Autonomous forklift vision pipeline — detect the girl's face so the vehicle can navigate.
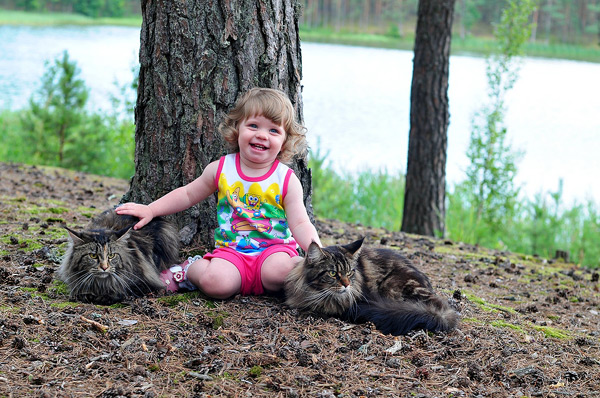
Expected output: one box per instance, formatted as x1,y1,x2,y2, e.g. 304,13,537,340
238,114,286,168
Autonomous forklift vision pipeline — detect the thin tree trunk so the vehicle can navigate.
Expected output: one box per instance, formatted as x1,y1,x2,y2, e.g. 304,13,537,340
401,0,455,237
397,0,404,37
545,0,553,44
123,0,311,251
531,6,539,41
459,0,466,39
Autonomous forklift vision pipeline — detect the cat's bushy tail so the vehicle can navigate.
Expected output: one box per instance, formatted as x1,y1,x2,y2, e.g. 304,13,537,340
352,295,459,335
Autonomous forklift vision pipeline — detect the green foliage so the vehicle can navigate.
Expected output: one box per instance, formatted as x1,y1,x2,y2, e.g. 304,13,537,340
446,0,600,266
0,51,134,179
73,0,129,18
446,183,484,246
448,178,600,267
21,50,89,166
109,61,139,120
73,0,104,18
101,0,126,18
522,182,565,258
310,147,600,268
248,366,263,378
458,0,535,245
298,0,600,46
0,9,143,27
310,146,404,230
15,0,43,12
9,0,136,18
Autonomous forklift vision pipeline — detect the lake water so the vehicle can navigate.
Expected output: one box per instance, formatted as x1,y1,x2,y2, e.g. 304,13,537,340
1,25,599,205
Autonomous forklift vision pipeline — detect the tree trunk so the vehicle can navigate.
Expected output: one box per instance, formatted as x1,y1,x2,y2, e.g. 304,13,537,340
459,0,466,39
123,0,312,251
545,0,553,44
401,0,455,237
531,6,539,41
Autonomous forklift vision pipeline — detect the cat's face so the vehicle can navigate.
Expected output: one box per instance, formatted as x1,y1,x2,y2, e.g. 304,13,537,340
61,227,133,303
73,239,125,278
304,242,358,294
287,240,365,315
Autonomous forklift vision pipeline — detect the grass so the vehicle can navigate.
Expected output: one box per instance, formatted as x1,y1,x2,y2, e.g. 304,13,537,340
76,206,98,218
532,325,570,339
156,291,205,307
1,233,44,252
490,320,527,334
470,302,573,340
300,26,416,51
463,292,519,314
309,147,405,231
301,26,600,64
0,9,141,27
310,149,600,269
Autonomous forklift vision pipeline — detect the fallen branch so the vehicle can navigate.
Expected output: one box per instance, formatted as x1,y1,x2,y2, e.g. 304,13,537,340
80,316,108,333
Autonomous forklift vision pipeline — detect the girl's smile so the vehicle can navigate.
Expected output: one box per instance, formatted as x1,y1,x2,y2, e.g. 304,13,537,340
238,115,286,169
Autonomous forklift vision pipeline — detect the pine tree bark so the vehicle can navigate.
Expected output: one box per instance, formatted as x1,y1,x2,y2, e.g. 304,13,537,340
401,0,455,237
123,0,311,251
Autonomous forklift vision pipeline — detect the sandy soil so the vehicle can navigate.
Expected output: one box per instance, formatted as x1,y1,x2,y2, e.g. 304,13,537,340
0,162,599,398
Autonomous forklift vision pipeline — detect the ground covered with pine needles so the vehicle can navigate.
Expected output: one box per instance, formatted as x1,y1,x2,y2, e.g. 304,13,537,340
0,162,599,398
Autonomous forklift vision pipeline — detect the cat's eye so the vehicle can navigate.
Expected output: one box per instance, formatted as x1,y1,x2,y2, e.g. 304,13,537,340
89,253,98,259
328,271,337,278
108,253,117,259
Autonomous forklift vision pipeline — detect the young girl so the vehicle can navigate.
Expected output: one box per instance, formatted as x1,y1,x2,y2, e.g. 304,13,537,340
116,87,321,298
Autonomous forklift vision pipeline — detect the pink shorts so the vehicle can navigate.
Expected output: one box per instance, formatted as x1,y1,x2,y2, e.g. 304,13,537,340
203,245,299,295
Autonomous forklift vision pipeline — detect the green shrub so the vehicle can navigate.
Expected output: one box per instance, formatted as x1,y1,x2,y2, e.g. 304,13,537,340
310,147,404,230
0,50,135,179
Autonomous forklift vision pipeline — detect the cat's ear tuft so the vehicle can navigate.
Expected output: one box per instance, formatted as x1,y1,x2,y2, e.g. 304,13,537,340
306,241,324,265
116,226,132,241
65,227,85,245
344,237,364,255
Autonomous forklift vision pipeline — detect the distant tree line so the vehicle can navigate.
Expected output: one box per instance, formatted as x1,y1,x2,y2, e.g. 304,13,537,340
300,0,600,45
4,0,141,17
5,0,599,44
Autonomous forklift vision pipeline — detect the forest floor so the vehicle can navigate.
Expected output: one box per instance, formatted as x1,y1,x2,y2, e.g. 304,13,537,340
0,162,599,398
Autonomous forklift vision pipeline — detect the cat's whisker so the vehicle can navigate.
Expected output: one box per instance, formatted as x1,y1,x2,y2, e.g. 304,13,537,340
117,270,157,294
107,272,133,292
65,269,92,288
69,273,97,298
60,268,88,285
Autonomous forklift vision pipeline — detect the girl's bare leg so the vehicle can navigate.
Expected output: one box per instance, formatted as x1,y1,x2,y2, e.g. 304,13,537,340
261,252,303,293
186,257,241,299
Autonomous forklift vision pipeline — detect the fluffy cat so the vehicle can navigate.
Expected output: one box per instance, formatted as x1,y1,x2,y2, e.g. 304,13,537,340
57,209,180,304
284,238,459,335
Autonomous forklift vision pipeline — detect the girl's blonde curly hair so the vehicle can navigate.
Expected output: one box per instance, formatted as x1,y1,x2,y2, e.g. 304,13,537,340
219,87,307,164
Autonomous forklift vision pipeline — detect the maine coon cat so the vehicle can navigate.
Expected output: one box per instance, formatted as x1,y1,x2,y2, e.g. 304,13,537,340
285,238,459,335
58,209,180,304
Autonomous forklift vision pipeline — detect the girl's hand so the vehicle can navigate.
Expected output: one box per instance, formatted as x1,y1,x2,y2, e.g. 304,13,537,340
115,203,154,230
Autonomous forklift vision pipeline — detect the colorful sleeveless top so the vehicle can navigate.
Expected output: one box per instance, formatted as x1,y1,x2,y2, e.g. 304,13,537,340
213,153,297,255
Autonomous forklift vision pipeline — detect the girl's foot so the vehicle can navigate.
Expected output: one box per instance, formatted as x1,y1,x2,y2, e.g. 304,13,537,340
160,256,202,292
160,266,186,293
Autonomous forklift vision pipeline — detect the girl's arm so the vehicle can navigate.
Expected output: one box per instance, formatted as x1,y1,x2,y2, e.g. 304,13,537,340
283,173,321,251
117,160,220,229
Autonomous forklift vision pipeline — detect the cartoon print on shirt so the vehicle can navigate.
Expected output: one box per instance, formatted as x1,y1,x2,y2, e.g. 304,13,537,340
226,187,271,233
245,193,263,210
215,174,294,253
